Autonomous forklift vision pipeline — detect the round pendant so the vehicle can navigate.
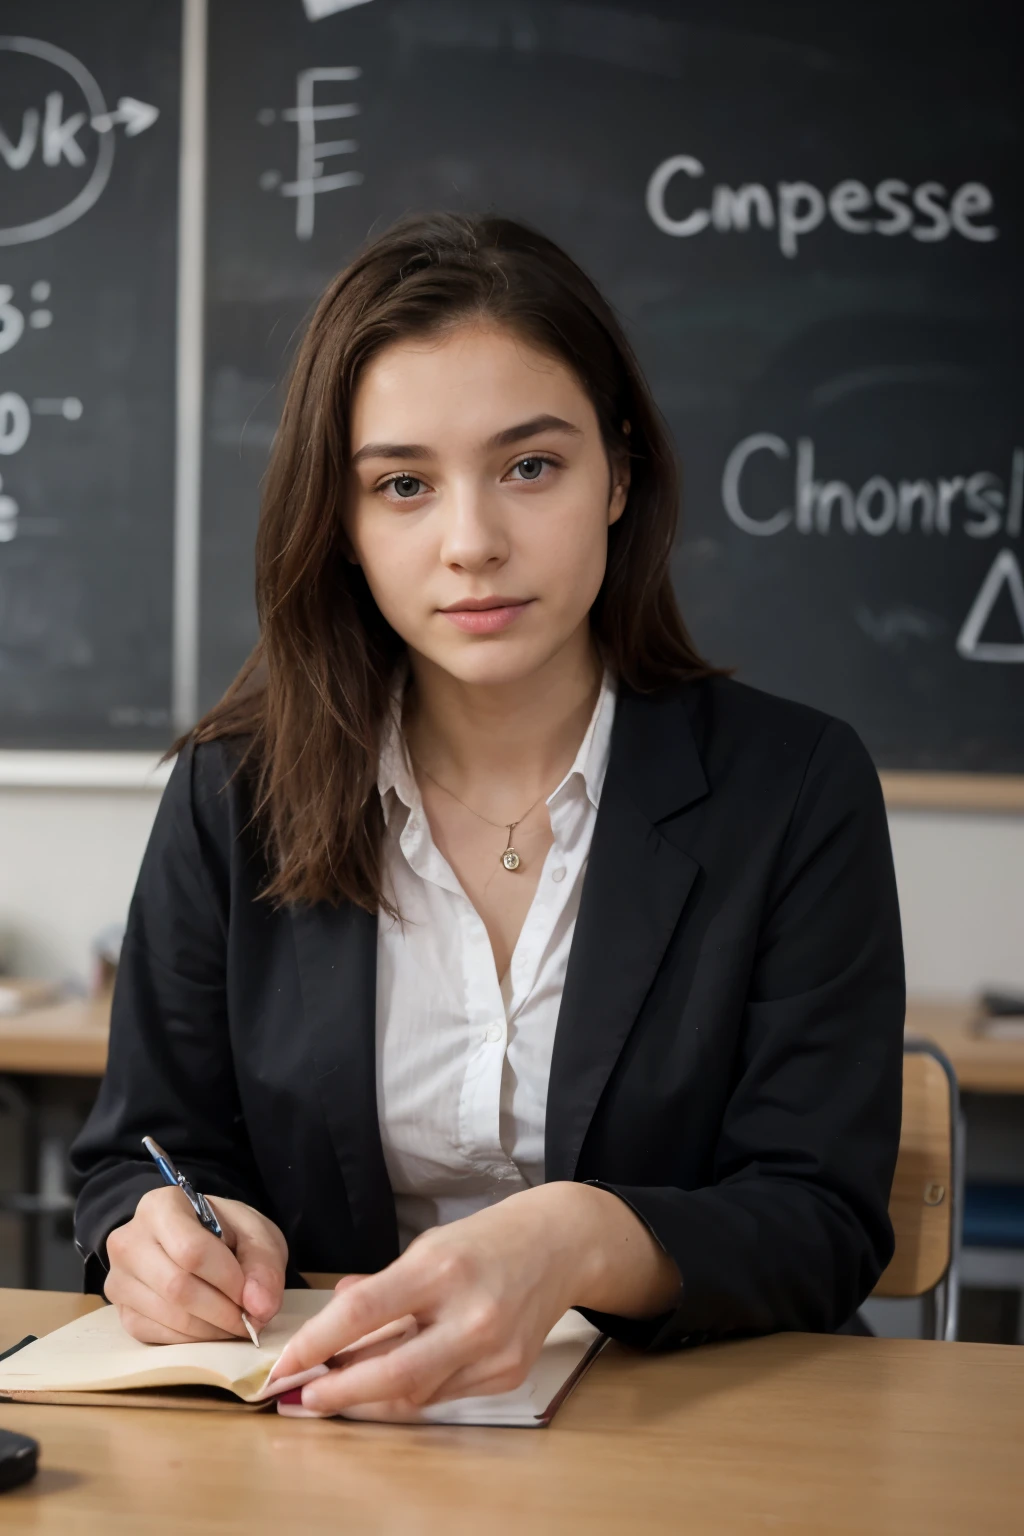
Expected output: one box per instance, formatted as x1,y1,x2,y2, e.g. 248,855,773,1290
501,848,521,871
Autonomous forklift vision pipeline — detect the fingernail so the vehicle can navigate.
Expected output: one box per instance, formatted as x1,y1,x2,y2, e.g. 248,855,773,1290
301,1385,324,1412
277,1391,324,1419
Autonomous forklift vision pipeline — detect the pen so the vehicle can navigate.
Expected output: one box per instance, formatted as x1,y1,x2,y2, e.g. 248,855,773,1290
141,1135,261,1347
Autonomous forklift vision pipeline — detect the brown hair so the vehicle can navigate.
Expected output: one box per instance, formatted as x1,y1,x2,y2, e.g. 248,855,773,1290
183,211,714,912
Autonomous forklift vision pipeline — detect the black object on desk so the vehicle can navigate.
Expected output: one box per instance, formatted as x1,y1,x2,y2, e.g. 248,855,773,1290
981,991,1024,1018
0,1337,40,1492
0,1429,38,1493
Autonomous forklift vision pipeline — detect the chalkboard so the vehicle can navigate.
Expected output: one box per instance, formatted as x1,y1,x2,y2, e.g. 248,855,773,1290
199,0,1024,775
6,0,1023,774
0,2,180,748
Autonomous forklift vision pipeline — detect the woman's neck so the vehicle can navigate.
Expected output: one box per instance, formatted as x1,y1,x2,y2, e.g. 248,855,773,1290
403,629,605,813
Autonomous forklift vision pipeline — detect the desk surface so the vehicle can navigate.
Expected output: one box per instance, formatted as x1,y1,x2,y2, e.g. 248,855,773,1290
2,1291,1023,1534
0,997,110,1076
3,997,1022,1095
906,999,1024,1094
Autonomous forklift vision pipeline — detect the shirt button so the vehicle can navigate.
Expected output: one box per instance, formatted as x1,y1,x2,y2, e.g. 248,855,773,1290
551,866,567,883
485,1023,503,1043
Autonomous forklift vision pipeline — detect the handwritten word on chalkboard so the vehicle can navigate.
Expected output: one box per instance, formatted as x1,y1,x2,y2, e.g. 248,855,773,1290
646,157,998,258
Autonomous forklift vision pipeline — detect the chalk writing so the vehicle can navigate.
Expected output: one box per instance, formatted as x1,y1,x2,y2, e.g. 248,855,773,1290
303,0,376,18
722,435,1024,541
259,67,364,239
647,155,998,257
722,434,1024,664
0,37,157,247
0,281,81,541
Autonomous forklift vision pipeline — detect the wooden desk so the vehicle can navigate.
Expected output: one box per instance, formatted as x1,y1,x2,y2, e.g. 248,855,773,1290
906,999,1024,1095
0,997,110,1077
2,1291,1023,1534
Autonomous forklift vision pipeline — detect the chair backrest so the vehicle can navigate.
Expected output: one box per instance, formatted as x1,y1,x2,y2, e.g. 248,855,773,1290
872,1040,962,1338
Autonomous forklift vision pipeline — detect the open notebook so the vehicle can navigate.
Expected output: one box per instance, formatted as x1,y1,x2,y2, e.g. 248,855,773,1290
0,1290,605,1428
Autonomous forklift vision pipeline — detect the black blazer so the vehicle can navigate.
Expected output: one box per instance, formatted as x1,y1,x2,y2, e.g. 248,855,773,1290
71,676,905,1350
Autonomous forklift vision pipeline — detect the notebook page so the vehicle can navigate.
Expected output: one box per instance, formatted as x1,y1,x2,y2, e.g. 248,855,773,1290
0,1289,333,1402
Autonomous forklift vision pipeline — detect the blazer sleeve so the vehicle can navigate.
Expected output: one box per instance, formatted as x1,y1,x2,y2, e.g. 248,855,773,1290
581,717,906,1351
70,740,270,1292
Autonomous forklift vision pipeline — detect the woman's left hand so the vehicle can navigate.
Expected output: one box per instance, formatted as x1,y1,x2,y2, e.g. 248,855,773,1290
267,1181,679,1417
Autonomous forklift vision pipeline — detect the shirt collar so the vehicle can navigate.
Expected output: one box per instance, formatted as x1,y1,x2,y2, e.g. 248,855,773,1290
376,663,618,824
552,664,616,811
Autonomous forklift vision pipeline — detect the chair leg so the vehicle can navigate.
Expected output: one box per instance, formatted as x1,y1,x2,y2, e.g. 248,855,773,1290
921,1289,939,1341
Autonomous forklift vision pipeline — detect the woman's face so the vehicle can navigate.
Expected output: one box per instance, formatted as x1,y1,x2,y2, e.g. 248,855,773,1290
344,320,628,687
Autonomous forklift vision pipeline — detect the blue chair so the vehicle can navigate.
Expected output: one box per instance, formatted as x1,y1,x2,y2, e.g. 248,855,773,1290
960,1184,1024,1342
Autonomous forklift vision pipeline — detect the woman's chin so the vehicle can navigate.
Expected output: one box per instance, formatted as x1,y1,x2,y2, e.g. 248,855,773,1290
422,639,570,692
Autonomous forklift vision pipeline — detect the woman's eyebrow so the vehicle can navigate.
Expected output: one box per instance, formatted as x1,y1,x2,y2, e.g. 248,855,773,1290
349,414,583,467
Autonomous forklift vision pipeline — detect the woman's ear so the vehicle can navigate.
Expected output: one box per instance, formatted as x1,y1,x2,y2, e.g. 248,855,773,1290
608,449,631,527
337,521,361,566
338,477,362,564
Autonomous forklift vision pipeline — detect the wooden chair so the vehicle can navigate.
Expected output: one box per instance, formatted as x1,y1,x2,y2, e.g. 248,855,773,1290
871,1040,963,1340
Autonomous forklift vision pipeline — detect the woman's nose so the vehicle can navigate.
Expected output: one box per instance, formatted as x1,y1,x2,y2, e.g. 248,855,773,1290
438,482,509,571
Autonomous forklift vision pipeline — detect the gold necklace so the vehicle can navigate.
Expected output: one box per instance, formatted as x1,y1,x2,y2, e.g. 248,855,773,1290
411,757,549,872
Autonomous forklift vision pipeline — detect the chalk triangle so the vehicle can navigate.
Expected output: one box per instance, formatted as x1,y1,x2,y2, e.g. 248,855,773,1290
956,549,1024,662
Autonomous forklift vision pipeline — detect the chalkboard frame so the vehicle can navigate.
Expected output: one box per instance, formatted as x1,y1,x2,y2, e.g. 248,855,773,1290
879,773,1024,813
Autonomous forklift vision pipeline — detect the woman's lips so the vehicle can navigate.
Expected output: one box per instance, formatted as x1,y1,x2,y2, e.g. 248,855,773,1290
441,601,533,634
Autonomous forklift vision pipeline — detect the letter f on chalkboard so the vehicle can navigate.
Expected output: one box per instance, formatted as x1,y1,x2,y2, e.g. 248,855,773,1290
278,68,365,239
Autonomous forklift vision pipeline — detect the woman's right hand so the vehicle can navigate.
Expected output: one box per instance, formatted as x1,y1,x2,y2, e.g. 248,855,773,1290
104,1185,288,1344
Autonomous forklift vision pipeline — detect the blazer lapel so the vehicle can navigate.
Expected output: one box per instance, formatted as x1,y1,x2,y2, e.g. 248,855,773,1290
545,682,709,1181
290,900,399,1272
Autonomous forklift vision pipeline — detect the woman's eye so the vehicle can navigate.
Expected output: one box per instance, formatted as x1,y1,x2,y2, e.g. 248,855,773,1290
386,475,426,499
510,456,550,482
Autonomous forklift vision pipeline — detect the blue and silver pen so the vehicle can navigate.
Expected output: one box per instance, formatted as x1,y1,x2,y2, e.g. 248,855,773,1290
141,1135,260,1347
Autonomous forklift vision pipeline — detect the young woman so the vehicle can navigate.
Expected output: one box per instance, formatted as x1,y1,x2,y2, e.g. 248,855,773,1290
72,212,904,1418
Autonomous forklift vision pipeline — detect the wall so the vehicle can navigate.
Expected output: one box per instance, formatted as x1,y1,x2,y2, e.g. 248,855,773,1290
0,787,163,984
889,812,1024,997
0,785,1021,996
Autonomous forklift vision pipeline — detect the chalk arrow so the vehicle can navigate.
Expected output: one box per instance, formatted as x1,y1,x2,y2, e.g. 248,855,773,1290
91,98,160,138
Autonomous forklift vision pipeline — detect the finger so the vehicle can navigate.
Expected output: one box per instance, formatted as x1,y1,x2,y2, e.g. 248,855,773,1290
419,1359,526,1404
105,1270,241,1343
271,1268,425,1380
150,1193,246,1305
116,1305,199,1346
218,1206,286,1325
321,1397,428,1423
300,1326,466,1415
127,1240,253,1338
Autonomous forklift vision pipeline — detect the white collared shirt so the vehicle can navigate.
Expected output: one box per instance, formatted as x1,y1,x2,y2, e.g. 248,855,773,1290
375,669,617,1251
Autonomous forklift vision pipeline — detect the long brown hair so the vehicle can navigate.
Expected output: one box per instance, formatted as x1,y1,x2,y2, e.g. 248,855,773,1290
184,211,713,912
